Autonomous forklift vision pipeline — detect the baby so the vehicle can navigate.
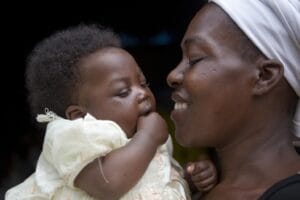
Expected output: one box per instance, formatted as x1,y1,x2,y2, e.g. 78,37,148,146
5,24,216,199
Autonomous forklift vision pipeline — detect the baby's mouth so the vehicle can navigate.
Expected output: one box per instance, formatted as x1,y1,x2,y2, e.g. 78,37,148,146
139,100,153,116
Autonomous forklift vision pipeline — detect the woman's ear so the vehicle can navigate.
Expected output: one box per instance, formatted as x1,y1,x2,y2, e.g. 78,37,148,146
252,59,284,96
65,105,86,120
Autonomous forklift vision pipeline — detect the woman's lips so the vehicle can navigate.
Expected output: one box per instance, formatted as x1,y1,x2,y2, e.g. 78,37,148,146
170,92,189,120
171,102,188,121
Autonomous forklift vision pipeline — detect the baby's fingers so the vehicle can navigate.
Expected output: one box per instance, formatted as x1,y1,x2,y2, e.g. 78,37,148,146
186,160,210,175
186,160,218,192
192,174,217,192
201,183,216,192
191,168,216,182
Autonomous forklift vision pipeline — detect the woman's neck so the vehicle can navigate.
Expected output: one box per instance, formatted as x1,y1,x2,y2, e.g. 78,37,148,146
216,127,300,189
203,126,300,200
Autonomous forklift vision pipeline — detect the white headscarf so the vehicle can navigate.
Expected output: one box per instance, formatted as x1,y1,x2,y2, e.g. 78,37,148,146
209,0,300,137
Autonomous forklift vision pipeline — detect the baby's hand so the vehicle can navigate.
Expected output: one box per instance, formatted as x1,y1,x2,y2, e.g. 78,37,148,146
136,112,169,145
186,160,218,192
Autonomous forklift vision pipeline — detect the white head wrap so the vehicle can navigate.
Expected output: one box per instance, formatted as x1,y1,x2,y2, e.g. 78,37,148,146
209,0,300,137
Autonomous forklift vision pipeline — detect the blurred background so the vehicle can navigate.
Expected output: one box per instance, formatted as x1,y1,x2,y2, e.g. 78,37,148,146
1,0,208,197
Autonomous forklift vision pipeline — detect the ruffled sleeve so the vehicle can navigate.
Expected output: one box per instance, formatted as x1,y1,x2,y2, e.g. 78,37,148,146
36,113,128,194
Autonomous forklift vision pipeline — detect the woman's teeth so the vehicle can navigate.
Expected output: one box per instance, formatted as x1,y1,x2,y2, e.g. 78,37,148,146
174,102,188,110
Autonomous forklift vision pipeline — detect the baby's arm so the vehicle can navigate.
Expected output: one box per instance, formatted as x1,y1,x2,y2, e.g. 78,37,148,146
74,112,169,200
185,159,218,194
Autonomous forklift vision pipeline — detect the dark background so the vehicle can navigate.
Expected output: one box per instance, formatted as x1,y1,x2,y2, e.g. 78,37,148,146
1,0,207,197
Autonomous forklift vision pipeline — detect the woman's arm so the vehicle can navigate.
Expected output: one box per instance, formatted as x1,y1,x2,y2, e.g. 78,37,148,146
74,112,169,200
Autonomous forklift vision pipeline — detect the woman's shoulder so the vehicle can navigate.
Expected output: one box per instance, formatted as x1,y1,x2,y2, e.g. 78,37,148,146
258,173,300,200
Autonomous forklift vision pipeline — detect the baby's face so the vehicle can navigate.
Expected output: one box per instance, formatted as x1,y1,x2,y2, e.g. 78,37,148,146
77,47,156,137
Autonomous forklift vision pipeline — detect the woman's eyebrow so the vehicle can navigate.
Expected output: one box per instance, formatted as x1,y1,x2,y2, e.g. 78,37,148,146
181,36,208,49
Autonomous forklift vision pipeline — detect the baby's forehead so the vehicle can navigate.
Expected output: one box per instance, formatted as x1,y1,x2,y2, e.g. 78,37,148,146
96,47,131,57
80,47,134,67
97,48,145,76
80,47,145,78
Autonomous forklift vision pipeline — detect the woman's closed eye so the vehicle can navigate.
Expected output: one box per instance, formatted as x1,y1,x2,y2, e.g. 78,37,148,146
188,57,205,66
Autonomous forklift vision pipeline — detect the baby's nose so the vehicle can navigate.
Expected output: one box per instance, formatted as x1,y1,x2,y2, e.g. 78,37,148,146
137,88,148,103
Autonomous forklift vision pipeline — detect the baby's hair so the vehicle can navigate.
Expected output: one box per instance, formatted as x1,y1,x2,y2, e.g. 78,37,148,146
25,24,121,119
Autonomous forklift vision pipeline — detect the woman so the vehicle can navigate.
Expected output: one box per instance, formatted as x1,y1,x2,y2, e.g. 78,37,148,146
167,0,300,199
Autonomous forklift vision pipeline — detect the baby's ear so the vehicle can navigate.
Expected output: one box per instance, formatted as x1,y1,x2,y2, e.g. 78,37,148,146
65,105,86,120
252,59,283,96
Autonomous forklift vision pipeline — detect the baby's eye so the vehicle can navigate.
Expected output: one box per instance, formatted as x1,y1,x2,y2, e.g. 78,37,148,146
141,81,150,88
118,88,131,98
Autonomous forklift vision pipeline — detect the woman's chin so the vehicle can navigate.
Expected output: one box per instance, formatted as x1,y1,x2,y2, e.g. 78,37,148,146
175,132,190,147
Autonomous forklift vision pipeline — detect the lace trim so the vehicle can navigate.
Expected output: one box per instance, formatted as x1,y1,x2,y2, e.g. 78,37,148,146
36,108,58,123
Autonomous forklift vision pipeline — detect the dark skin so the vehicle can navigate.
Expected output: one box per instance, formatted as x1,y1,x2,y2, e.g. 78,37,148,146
167,3,300,200
63,47,218,199
186,159,218,193
66,48,169,199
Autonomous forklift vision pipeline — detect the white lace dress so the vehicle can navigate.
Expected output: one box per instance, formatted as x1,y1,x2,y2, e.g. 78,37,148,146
5,113,190,200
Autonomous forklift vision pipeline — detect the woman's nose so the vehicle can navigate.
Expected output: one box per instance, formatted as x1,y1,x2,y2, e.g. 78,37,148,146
167,64,184,88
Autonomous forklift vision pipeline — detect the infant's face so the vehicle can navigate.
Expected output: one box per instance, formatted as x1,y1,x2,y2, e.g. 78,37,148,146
77,47,156,137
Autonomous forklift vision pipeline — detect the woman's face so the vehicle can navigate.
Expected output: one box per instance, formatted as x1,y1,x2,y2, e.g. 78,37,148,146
77,47,156,137
167,4,255,148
